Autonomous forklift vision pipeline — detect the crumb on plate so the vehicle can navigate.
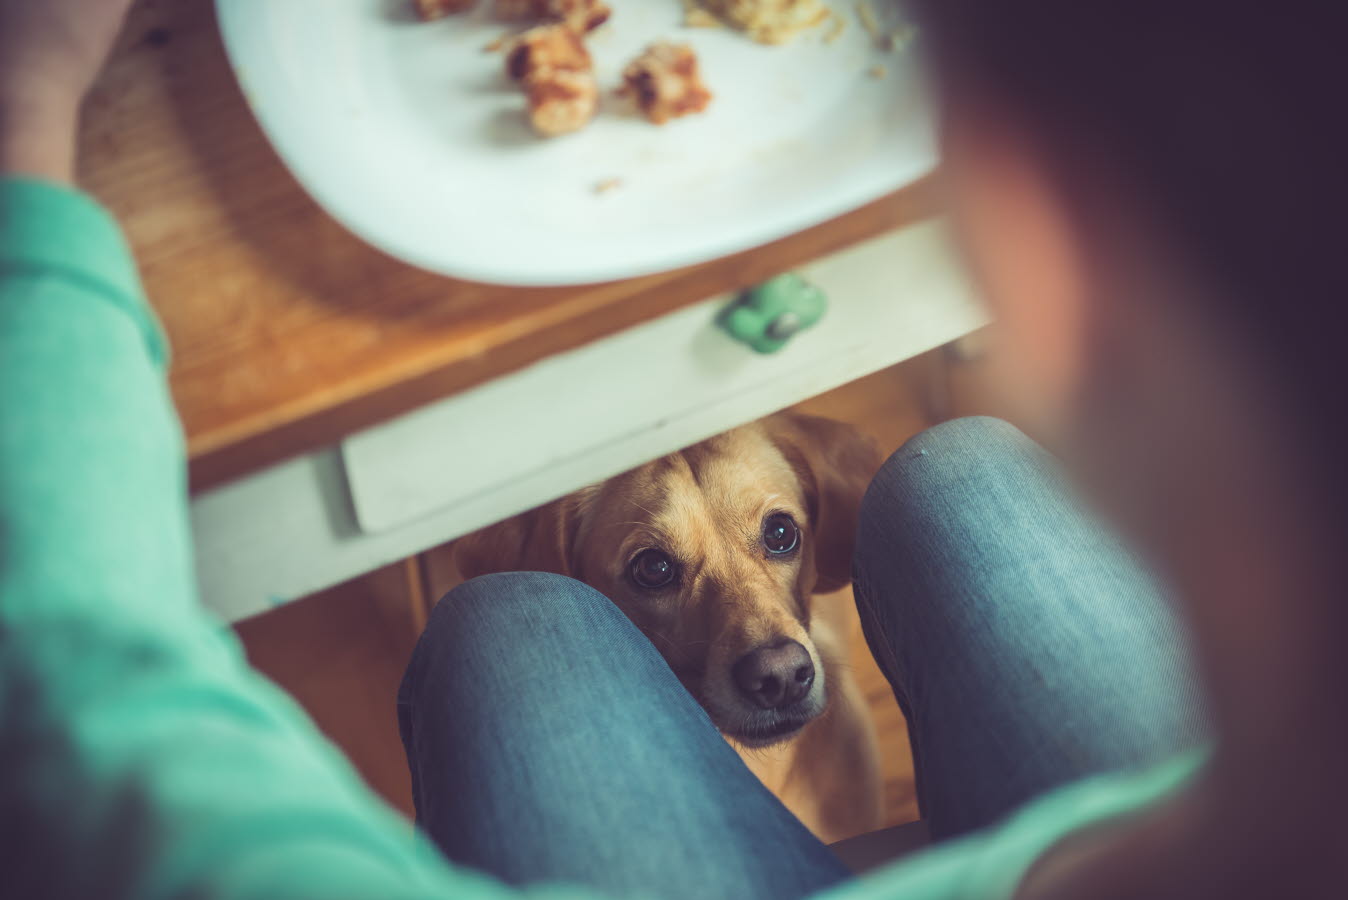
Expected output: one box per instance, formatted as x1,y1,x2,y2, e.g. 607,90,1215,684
866,63,886,78
620,42,713,125
823,10,846,43
855,0,881,40
594,177,623,193
880,24,915,52
483,31,514,52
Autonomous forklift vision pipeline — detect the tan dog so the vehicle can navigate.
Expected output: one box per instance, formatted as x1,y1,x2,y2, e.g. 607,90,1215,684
454,412,885,842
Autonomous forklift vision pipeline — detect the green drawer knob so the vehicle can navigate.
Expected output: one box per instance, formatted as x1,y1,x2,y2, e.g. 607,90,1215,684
718,273,827,354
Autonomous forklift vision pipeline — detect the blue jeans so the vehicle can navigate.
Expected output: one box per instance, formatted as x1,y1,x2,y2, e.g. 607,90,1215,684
397,417,1204,898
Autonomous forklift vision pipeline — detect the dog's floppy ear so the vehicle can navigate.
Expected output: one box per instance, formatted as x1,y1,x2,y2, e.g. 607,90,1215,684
454,493,587,579
765,412,883,594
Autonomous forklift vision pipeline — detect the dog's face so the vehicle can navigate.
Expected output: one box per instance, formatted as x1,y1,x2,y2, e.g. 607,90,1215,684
455,413,879,747
569,427,825,745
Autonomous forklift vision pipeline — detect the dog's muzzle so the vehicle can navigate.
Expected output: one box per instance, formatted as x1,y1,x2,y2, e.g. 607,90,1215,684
723,638,822,746
732,638,815,709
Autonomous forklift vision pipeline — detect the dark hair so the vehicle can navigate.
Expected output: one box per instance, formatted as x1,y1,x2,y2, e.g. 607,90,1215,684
905,2,1348,503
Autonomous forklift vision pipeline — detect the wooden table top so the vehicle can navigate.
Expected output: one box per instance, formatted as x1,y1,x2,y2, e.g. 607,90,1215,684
79,0,942,492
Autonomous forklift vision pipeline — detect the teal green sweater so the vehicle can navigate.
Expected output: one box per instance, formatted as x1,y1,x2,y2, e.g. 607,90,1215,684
0,178,1197,899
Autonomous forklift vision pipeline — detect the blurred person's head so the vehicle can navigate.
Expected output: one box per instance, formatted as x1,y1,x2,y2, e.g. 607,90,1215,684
905,0,1347,849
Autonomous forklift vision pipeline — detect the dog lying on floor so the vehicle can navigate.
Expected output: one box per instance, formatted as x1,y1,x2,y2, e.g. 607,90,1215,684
453,412,886,842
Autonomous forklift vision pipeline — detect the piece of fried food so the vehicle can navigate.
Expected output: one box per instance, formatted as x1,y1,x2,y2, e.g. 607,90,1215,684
493,0,609,32
525,69,600,136
698,0,829,44
505,23,592,81
413,0,475,20
620,42,712,125
505,25,598,137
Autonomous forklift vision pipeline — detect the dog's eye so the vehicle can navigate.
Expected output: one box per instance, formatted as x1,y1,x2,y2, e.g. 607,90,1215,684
630,549,677,589
762,513,800,555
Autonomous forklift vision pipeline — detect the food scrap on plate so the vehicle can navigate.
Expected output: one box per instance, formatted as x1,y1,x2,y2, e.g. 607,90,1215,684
692,0,830,44
620,42,713,125
420,0,908,137
506,24,599,136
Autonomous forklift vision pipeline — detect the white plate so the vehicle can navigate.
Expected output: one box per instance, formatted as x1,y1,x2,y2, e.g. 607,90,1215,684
215,0,935,286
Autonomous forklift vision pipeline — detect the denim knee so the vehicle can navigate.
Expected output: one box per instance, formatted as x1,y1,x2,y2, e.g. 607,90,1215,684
863,417,1030,512
400,572,627,704
430,571,610,631
899,415,1030,461
857,418,1030,557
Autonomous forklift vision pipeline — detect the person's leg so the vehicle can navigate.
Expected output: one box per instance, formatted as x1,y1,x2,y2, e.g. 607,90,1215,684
853,416,1205,841
398,572,851,899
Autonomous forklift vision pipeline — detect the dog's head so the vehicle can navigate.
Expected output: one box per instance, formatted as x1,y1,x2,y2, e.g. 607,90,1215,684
455,412,880,746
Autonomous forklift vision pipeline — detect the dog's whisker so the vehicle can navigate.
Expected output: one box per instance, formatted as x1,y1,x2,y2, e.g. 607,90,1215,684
642,626,694,658
627,500,661,518
626,500,671,530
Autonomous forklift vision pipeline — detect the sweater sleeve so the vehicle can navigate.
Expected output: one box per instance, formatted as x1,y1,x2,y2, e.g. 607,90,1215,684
0,178,571,900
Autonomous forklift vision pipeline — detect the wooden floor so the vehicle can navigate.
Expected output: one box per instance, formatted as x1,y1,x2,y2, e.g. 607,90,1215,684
235,342,1009,834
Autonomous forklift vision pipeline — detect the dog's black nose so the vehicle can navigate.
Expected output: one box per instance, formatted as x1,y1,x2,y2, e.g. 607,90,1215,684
732,639,814,709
